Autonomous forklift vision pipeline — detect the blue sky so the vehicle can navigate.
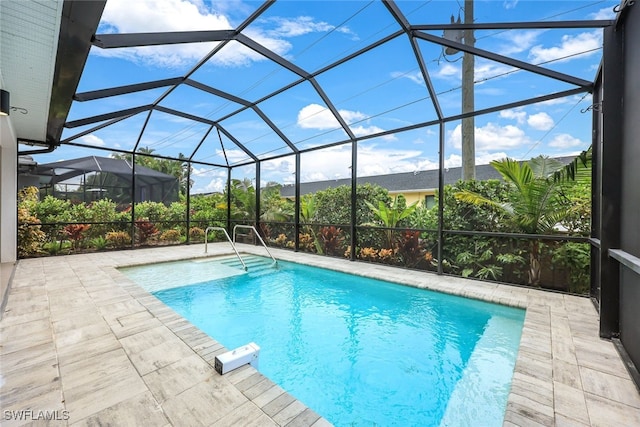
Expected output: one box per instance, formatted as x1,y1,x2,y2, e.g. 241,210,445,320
30,0,617,193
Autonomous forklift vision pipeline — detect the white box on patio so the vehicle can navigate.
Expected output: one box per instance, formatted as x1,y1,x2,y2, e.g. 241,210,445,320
214,342,260,375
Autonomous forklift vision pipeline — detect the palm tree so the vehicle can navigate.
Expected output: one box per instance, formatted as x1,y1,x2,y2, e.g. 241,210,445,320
454,155,581,286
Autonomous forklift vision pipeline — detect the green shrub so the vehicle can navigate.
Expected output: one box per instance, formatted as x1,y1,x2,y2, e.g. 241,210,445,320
160,229,181,242
17,187,45,257
89,236,109,250
106,231,131,247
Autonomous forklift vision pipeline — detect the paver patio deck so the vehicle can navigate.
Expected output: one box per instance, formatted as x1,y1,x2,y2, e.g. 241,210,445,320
1,244,639,426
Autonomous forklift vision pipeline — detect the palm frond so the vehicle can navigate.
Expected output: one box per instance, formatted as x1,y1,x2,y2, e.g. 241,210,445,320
490,158,533,193
553,146,592,183
529,155,564,178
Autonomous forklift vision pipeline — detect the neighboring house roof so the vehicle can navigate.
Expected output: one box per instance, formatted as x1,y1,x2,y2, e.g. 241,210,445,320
280,157,576,198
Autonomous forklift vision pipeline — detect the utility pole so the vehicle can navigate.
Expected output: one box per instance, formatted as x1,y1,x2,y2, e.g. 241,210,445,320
461,0,475,181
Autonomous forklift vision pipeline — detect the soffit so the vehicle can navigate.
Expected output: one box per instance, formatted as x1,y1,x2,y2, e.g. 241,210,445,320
0,0,64,142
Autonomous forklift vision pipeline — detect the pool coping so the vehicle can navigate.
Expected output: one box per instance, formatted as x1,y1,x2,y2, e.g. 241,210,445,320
1,243,639,426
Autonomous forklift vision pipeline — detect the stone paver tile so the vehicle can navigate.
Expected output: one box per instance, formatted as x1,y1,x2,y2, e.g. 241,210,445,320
555,413,591,427
109,310,163,339
573,338,630,379
161,378,248,426
503,406,550,427
508,382,553,408
0,356,61,406
63,365,147,422
224,365,256,385
553,381,590,425
0,326,53,355
262,393,296,418
0,307,50,327
310,418,333,427
236,372,269,393
53,321,112,348
579,365,640,409
553,358,583,389
56,333,122,368
584,392,640,427
0,317,50,339
252,384,287,409
119,325,195,375
209,400,277,427
243,377,275,401
69,391,168,427
51,311,105,334
59,348,134,391
272,400,307,426
143,354,216,403
0,341,57,373
98,299,147,323
506,393,554,425
0,388,66,427
514,355,553,381
285,408,322,427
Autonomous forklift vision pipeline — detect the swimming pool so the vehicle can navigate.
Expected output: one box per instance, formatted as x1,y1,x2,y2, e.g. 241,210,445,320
121,255,524,426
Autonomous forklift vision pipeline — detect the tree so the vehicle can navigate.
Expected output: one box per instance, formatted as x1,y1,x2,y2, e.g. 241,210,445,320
454,156,578,285
112,147,192,196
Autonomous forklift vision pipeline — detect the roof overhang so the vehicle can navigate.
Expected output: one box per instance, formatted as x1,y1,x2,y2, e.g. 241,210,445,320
0,0,104,149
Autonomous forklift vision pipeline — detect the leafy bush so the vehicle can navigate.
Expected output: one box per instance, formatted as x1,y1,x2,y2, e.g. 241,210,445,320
89,236,109,250
17,187,46,257
189,227,205,242
319,226,346,256
106,231,131,247
160,229,181,242
63,224,91,250
135,219,158,244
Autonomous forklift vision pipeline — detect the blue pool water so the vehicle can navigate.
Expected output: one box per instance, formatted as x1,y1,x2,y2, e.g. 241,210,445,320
121,256,524,426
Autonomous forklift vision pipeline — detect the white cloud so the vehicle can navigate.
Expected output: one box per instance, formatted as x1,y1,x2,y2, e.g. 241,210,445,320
264,16,334,37
95,0,321,68
497,30,542,56
390,70,424,86
500,109,527,124
527,112,554,131
296,103,394,141
529,31,602,64
548,133,584,149
433,63,459,79
590,7,616,20
448,122,530,151
79,134,106,147
474,60,517,83
503,0,519,10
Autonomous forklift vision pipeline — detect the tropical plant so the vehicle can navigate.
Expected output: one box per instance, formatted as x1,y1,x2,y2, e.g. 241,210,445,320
63,224,91,250
318,226,345,256
89,236,109,250
106,231,131,247
17,187,45,257
364,196,419,249
395,230,423,266
134,219,158,244
189,227,205,242
300,195,323,254
160,229,181,242
454,156,583,285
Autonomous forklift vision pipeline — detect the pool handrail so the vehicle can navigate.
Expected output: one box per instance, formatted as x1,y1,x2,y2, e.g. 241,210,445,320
205,226,247,271
233,225,277,266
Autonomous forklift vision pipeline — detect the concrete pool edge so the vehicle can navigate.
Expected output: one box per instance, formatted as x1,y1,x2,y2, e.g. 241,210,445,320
2,243,639,426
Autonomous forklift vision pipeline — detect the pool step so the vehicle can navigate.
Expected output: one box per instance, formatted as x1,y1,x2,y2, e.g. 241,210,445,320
221,256,276,272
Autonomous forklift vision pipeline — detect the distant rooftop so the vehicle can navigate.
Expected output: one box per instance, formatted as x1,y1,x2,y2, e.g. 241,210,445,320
280,156,576,197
